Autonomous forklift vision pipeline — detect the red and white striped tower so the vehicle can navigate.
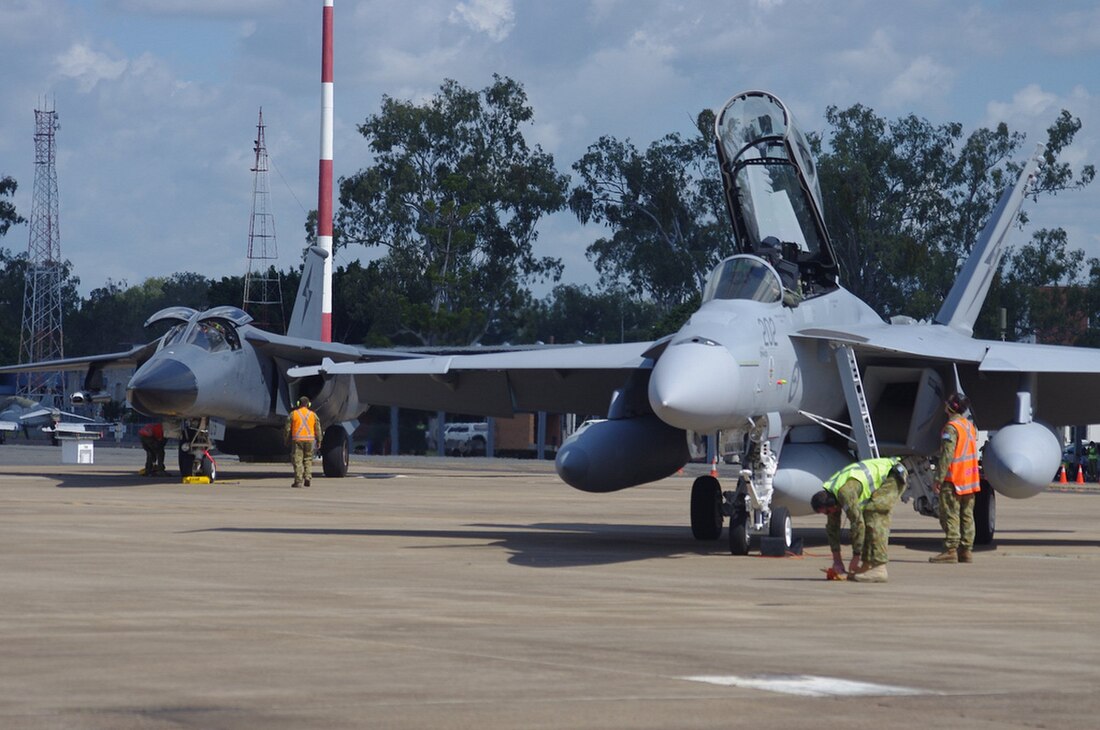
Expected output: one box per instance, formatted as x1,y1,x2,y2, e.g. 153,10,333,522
317,0,334,341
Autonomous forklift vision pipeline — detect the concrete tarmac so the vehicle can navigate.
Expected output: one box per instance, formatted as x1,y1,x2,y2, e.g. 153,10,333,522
0,444,1097,729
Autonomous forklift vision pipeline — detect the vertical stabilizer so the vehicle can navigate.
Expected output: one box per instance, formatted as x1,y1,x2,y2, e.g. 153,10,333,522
287,245,329,341
934,144,1043,336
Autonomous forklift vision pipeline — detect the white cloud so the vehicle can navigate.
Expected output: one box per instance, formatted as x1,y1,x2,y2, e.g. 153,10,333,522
1047,7,1100,55
54,44,129,93
449,0,515,42
882,56,955,109
986,84,1061,126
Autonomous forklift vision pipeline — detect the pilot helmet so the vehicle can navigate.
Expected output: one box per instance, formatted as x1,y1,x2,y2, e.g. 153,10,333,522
758,236,783,262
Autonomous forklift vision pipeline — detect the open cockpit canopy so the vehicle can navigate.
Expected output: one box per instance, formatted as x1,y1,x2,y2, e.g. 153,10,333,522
714,90,838,296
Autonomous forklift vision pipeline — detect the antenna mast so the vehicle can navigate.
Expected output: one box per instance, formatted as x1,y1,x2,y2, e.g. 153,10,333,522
18,104,65,405
318,0,334,342
243,108,284,332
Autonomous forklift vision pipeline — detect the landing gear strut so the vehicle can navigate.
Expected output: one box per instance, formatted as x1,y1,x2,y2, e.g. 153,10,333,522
688,433,793,555
178,418,217,483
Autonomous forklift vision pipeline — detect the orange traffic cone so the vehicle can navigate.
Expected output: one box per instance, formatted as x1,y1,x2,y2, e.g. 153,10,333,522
1076,465,1085,484
1058,465,1068,484
710,455,719,478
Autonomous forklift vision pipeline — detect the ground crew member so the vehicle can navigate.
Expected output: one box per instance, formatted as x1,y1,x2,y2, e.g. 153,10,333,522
1087,441,1098,481
138,422,167,475
285,396,321,488
811,456,908,583
930,392,981,563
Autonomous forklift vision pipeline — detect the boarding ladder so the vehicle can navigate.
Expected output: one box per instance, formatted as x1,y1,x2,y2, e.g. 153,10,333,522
835,344,879,460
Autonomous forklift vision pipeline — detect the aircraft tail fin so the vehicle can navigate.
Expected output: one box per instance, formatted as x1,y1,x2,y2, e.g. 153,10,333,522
934,144,1044,336
286,245,329,341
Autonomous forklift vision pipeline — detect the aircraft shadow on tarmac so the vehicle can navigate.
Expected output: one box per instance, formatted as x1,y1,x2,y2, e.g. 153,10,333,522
18,467,296,488
196,523,757,568
190,522,1094,568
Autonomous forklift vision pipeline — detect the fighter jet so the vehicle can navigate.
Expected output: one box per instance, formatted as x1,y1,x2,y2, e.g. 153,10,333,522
0,395,104,441
0,246,420,478
289,90,1088,553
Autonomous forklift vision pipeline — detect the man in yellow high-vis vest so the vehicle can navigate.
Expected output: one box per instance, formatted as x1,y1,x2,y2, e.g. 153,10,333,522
929,392,981,564
285,396,321,488
812,456,908,583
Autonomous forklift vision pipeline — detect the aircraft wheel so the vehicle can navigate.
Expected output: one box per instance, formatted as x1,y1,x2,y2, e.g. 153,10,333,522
769,506,792,548
690,475,723,541
975,480,996,545
729,511,751,555
200,453,216,483
179,447,195,477
322,426,349,478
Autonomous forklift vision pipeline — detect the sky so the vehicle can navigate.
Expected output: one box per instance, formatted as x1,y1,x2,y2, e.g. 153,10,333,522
1,0,1098,301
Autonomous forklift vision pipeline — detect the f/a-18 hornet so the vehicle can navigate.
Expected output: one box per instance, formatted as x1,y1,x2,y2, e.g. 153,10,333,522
0,247,414,480
291,89,1086,553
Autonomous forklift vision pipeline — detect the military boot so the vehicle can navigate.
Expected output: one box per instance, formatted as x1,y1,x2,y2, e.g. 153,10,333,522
929,549,958,563
958,547,973,563
851,563,888,583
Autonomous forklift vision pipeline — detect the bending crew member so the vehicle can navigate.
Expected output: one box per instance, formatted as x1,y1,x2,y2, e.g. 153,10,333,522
812,456,908,583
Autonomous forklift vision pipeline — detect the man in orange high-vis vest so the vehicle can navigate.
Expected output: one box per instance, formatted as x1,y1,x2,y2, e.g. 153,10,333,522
284,396,321,488
930,392,981,563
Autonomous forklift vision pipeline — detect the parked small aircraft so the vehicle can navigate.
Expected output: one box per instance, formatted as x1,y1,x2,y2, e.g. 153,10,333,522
0,394,105,436
289,90,1084,553
0,247,420,478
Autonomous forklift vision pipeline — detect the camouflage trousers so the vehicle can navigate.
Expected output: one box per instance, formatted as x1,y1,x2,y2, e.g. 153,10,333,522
291,441,316,486
141,436,165,473
861,474,903,566
938,484,975,550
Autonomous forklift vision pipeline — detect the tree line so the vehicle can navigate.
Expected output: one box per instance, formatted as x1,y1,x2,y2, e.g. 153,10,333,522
0,75,1095,361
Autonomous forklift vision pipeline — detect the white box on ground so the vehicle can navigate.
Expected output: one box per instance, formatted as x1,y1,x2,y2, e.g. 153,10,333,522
61,440,94,465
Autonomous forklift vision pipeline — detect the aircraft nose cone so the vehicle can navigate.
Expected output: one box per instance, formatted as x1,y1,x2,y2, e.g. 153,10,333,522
128,358,198,416
648,340,741,432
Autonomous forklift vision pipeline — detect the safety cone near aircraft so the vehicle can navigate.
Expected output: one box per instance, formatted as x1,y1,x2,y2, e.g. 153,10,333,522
1058,465,1068,484
1076,465,1085,484
710,454,719,478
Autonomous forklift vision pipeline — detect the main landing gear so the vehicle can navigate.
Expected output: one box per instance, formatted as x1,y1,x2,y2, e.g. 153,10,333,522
321,425,350,478
689,439,792,555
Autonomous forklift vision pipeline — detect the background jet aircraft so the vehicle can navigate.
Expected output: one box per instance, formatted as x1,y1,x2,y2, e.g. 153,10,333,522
290,90,1087,554
0,246,421,478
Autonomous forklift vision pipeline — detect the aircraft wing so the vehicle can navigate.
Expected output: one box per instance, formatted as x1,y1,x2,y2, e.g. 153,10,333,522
0,341,160,375
287,341,658,417
19,407,99,424
794,323,1100,427
242,329,425,366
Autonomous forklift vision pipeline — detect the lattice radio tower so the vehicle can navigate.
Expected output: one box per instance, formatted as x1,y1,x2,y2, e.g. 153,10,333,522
242,108,284,332
18,104,65,404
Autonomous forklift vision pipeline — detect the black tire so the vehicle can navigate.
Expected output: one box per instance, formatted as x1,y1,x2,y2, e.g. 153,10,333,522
200,453,216,483
690,475,723,541
729,511,751,555
769,506,792,548
322,425,349,478
470,436,486,456
179,447,195,477
975,480,996,545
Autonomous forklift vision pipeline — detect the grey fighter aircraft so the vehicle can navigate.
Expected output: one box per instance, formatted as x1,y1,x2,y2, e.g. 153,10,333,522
0,246,416,479
290,90,1086,553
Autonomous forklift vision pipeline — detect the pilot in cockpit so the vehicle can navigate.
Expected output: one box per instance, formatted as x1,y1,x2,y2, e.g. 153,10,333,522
758,236,802,306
